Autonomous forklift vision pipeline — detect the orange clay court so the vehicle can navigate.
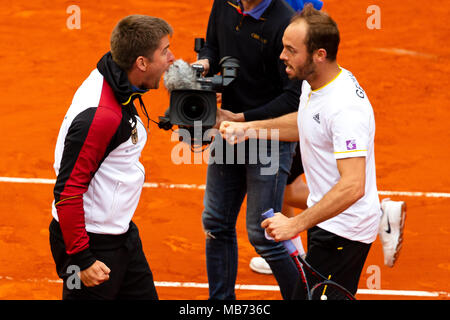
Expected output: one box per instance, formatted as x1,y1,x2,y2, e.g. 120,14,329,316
0,0,448,300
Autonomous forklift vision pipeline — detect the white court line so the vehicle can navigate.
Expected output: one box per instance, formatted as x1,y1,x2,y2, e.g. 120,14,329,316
1,176,449,197
377,190,450,198
155,281,449,298
0,276,448,298
372,47,437,59
0,177,206,190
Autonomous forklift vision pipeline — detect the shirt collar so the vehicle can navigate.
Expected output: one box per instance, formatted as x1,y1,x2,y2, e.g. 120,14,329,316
237,0,272,20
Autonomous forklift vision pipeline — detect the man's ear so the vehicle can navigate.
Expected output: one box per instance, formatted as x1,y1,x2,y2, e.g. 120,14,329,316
314,48,328,63
135,56,148,72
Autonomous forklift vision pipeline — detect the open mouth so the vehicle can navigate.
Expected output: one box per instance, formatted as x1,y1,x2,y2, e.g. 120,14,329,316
285,64,293,73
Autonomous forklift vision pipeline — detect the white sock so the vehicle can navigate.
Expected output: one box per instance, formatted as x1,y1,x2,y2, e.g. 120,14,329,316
291,234,306,257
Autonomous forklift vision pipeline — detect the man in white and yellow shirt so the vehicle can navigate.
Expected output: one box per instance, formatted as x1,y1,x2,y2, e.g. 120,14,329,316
296,65,381,244
219,5,406,298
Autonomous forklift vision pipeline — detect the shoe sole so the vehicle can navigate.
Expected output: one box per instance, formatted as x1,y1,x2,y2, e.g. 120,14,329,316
391,201,407,266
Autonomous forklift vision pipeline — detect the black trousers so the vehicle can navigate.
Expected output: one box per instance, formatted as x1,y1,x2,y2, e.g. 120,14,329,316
49,219,158,300
292,226,371,299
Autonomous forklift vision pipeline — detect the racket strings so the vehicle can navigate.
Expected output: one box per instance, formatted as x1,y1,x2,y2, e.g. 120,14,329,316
296,257,356,300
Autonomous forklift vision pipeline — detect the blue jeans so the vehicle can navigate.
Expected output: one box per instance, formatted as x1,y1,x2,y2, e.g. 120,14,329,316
202,138,299,299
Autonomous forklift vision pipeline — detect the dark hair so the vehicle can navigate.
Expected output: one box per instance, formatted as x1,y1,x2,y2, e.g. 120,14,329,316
110,15,173,71
291,4,340,61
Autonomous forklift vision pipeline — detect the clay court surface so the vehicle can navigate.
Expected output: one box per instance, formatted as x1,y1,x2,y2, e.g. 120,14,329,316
0,0,448,300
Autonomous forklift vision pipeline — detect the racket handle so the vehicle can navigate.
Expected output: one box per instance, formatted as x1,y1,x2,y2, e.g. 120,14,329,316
262,209,299,256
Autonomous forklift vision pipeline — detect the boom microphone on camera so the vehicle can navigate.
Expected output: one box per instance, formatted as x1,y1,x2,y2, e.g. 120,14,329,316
162,59,217,128
163,59,201,92
159,38,239,151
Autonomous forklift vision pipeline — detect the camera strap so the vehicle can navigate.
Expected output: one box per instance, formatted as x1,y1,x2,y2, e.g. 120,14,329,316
137,95,173,134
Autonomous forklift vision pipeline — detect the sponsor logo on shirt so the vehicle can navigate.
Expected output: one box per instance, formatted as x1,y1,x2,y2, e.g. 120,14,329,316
313,113,320,124
347,71,365,99
346,139,357,150
130,118,138,144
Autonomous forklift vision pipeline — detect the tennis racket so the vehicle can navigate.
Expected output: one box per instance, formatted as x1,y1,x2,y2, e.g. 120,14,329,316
262,209,356,300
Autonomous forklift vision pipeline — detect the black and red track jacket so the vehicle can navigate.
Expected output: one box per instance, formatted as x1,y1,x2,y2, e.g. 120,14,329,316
51,52,148,270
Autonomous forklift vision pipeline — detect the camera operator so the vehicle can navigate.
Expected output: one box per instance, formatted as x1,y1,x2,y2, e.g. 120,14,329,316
193,0,301,300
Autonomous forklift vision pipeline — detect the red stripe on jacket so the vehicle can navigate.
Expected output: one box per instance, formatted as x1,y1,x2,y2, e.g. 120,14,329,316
57,79,122,255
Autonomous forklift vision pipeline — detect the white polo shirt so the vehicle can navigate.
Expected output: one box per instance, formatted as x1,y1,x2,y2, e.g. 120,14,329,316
297,67,381,243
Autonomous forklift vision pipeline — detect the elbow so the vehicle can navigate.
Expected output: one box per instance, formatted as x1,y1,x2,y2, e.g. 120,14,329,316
342,178,365,204
352,181,366,202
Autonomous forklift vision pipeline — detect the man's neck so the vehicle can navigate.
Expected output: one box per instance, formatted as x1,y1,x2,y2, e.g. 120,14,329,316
127,70,141,89
308,61,341,91
241,0,264,11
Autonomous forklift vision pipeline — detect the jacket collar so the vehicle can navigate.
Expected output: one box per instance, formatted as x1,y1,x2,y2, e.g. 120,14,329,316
237,0,272,20
97,52,149,106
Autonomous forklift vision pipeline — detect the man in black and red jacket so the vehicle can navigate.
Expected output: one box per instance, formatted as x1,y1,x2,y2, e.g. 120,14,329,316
49,15,175,299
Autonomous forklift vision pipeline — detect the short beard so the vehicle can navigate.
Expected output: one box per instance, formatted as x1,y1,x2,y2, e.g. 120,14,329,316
295,53,315,81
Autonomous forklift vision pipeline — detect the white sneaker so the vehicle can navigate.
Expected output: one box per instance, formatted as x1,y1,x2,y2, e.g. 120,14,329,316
378,198,407,267
249,257,273,275
249,253,307,275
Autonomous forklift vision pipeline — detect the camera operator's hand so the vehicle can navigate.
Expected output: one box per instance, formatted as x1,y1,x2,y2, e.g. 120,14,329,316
214,108,244,130
191,59,210,76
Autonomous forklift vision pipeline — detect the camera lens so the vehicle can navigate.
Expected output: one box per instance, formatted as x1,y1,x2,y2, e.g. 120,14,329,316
181,95,206,121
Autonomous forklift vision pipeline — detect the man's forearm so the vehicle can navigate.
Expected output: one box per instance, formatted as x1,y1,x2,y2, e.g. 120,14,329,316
233,112,245,122
261,178,364,242
248,111,299,141
293,180,362,233
219,111,299,143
